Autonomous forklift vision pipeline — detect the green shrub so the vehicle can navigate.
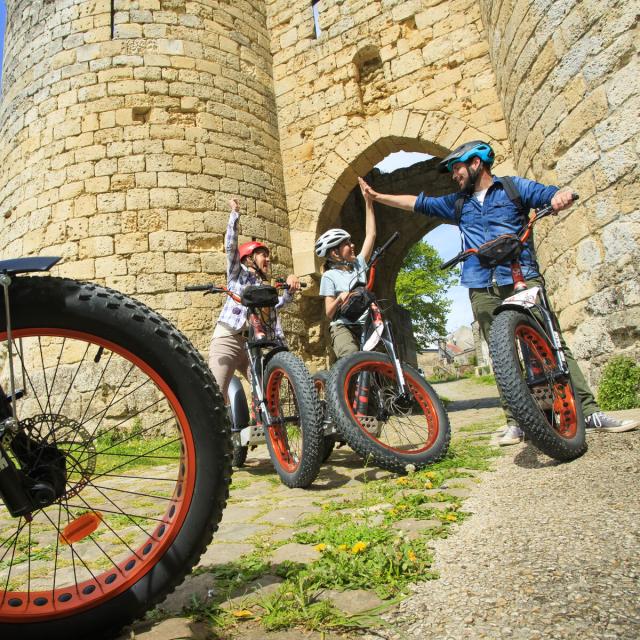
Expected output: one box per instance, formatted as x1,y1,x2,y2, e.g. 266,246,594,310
597,356,640,410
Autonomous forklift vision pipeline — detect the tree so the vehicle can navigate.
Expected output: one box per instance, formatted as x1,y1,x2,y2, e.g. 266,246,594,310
395,240,458,351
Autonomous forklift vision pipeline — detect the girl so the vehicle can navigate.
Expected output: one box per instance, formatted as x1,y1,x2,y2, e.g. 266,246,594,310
316,179,376,358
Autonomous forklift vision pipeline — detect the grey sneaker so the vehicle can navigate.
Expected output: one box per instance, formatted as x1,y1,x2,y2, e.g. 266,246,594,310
585,412,639,433
499,424,525,446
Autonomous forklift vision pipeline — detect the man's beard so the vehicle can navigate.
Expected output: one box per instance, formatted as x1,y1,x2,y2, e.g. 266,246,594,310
463,165,480,194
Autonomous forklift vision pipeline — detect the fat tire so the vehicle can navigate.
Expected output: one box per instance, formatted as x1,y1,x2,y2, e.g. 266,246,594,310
326,352,450,474
312,370,336,463
0,277,231,640
232,444,248,467
489,310,587,461
263,351,323,488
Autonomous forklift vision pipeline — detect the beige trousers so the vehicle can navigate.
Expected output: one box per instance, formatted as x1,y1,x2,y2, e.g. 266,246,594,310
207,332,251,402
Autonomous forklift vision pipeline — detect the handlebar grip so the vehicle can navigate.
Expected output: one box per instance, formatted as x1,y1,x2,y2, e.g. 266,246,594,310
439,254,464,270
379,231,400,254
185,285,213,291
571,193,579,201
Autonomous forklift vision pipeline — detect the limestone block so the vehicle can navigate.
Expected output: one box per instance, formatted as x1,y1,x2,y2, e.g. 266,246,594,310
149,230,187,252
135,273,176,294
95,254,127,277
96,192,125,213
114,232,148,254
150,188,179,208
57,259,95,280
128,252,166,274
84,176,110,193
165,251,201,273
138,208,168,232
79,235,114,259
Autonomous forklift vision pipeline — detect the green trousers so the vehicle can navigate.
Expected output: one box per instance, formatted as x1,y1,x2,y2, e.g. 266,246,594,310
469,278,599,423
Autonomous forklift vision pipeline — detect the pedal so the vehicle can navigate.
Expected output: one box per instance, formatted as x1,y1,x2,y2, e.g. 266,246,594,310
240,424,266,447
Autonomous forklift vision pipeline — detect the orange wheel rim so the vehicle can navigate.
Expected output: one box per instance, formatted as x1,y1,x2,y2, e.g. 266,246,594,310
514,324,578,439
265,368,301,473
343,360,439,454
0,328,196,623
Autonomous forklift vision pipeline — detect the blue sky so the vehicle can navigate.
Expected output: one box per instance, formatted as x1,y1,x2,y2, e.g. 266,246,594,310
376,151,473,333
0,7,470,333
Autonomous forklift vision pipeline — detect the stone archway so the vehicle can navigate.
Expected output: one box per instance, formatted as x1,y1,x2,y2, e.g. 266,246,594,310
289,109,515,367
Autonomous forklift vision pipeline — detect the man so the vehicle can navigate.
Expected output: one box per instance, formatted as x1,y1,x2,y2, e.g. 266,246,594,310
358,141,638,445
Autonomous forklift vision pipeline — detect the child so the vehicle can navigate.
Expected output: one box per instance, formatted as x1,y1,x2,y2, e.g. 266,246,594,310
208,198,299,400
316,179,376,358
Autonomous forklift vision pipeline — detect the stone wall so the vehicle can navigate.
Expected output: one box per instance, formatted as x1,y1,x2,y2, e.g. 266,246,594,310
0,0,299,355
0,0,636,384
266,0,514,274
479,0,639,385
265,0,514,369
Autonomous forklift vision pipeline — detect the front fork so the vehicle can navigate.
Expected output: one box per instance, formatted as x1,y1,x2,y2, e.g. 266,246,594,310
0,272,33,518
353,317,411,416
509,262,568,378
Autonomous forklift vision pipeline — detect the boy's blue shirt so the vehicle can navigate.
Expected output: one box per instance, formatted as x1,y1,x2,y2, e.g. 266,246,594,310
414,176,558,288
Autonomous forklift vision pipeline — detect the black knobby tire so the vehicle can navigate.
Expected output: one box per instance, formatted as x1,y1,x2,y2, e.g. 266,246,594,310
0,277,231,640
312,370,336,463
263,351,323,488
232,444,248,468
489,310,587,461
326,352,451,474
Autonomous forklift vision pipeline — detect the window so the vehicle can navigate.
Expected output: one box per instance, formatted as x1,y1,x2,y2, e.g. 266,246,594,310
312,1,321,38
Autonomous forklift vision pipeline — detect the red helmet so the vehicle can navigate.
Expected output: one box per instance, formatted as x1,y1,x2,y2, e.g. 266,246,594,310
239,241,269,261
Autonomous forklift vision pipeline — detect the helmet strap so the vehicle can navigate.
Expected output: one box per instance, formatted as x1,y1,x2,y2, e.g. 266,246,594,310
248,255,268,281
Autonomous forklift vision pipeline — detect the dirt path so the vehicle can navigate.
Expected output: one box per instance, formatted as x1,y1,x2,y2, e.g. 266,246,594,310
119,379,640,640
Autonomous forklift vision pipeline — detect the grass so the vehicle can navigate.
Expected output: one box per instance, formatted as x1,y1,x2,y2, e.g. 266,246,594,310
177,426,501,636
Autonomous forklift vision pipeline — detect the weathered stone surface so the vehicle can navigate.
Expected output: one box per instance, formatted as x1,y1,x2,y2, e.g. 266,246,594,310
0,0,636,385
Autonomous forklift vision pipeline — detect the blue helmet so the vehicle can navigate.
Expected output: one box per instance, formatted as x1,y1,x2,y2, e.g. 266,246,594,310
438,140,495,173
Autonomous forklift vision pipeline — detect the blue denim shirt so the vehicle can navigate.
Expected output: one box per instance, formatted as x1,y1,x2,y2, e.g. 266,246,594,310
414,176,558,288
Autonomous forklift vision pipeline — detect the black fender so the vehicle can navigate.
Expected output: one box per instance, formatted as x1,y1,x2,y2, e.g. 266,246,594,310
0,257,61,274
262,345,289,368
228,375,249,430
493,302,536,317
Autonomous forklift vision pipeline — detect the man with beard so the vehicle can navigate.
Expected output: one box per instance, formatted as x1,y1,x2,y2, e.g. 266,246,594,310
358,141,638,445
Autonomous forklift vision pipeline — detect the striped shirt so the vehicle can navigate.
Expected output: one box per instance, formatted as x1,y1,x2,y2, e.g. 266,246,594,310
215,210,292,337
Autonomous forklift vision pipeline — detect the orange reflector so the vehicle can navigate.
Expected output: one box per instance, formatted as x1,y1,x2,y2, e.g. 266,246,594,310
59,512,103,545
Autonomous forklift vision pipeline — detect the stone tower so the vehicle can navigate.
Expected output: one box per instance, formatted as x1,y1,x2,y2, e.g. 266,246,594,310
0,0,299,353
0,0,637,385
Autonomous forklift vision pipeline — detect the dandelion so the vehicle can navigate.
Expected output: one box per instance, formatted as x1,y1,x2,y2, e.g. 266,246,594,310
424,481,433,489
231,609,253,618
351,541,369,554
314,543,327,552
338,544,348,551
408,550,417,562
396,476,410,485
445,513,457,522
425,471,436,479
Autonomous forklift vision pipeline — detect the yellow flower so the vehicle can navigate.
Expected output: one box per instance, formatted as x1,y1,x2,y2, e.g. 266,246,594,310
396,477,410,485
314,543,327,551
445,513,457,522
408,550,417,562
231,609,253,618
351,541,369,554
425,471,436,479
424,481,433,489
338,544,348,551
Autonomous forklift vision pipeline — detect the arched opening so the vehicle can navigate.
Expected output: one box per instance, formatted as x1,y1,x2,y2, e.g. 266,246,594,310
308,139,459,368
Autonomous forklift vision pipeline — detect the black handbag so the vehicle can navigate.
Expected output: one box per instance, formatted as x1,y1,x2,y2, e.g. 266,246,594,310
240,285,279,308
339,286,375,322
476,234,522,268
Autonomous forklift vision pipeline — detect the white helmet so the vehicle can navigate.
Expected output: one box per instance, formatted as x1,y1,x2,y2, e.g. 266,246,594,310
315,228,351,257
